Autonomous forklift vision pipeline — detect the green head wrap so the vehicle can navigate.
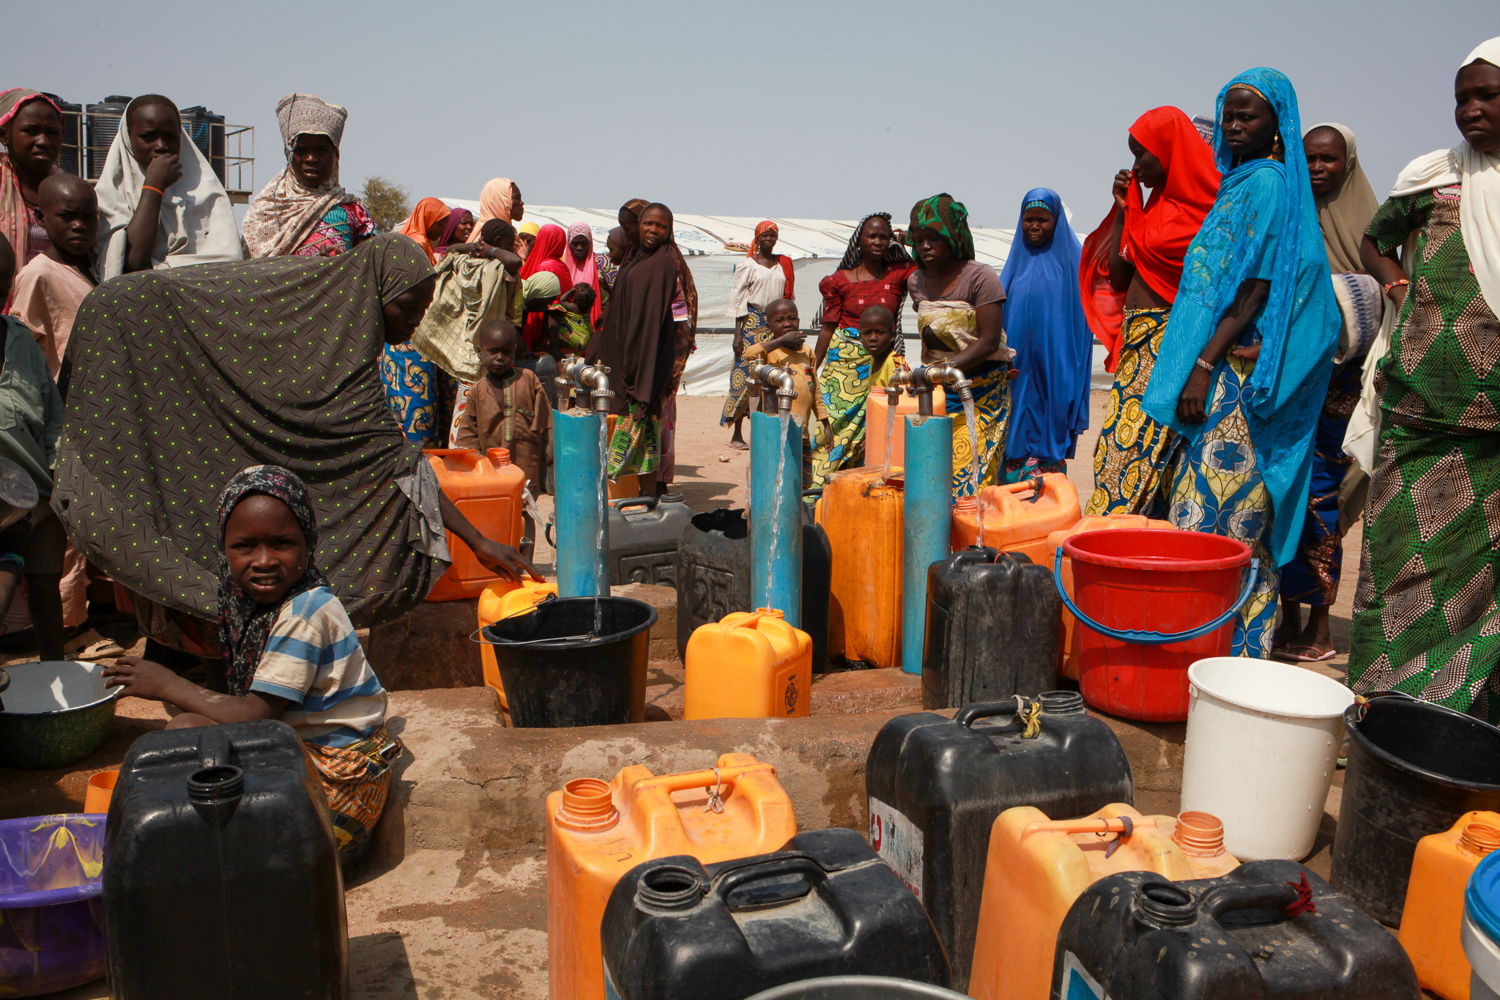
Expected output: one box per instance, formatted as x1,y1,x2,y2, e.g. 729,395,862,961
909,193,975,264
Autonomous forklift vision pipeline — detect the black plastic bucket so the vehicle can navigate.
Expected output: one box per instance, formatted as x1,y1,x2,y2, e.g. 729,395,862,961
1330,693,1500,924
482,597,655,727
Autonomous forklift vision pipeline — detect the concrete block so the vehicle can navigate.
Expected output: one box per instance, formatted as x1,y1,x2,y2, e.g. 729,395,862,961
610,581,677,665
366,599,484,690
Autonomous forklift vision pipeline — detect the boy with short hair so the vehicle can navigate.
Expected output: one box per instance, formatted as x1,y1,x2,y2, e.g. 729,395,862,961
11,175,99,379
741,298,828,435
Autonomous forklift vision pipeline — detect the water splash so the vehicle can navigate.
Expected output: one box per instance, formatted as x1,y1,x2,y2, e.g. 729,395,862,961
960,396,986,549
880,394,899,486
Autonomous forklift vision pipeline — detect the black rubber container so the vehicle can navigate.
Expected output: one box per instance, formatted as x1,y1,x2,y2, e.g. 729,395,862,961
103,721,346,999
922,547,1059,709
608,494,692,587
483,596,654,727
1331,692,1500,924
675,508,831,671
601,827,950,1000
1051,860,1418,999
865,694,1132,989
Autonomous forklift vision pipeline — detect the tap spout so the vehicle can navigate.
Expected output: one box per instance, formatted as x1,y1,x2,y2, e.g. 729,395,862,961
914,361,974,405
750,363,798,416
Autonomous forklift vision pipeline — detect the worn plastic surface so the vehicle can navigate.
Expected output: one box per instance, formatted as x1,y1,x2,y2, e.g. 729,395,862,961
674,508,831,671
425,448,526,601
684,609,811,720
865,695,1132,989
949,474,1079,562
0,813,106,997
601,828,949,1000
1333,695,1500,925
483,596,653,727
476,579,559,708
1052,860,1419,999
1399,811,1500,998
608,494,691,587
1046,515,1175,679
818,468,904,668
922,548,1059,709
545,753,797,1000
1064,529,1250,722
104,721,347,999
866,389,946,471
968,804,1197,1000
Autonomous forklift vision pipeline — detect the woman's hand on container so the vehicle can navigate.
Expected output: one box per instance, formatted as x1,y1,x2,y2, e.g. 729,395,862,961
473,538,543,583
102,657,185,703
1177,368,1212,424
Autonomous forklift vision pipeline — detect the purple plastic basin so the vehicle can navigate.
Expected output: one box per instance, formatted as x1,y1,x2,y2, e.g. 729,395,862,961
0,814,107,996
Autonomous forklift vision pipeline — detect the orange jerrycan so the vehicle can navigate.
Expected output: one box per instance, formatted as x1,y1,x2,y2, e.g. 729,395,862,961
545,753,797,1000
1047,514,1177,679
968,803,1200,1000
1399,811,1500,999
866,388,946,471
950,473,1080,562
425,448,526,602
683,608,812,720
817,467,904,668
476,578,558,707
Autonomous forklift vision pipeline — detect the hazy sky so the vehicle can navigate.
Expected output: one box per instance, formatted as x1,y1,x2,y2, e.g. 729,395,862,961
15,0,1495,232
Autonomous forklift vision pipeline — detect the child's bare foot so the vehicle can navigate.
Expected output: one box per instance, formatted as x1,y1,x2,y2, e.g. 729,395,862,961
728,438,749,451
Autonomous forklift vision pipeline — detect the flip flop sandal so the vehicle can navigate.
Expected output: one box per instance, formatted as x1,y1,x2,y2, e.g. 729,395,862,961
1293,646,1338,663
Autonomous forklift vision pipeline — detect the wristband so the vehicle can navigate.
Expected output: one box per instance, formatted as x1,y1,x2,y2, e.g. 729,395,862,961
1382,278,1411,295
1194,357,1214,373
141,184,164,196
0,553,23,570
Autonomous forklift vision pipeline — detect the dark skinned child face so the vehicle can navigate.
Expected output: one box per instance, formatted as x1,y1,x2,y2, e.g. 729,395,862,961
290,133,338,188
639,208,671,250
765,303,803,350
38,179,98,261
1456,61,1500,155
1221,89,1278,160
1020,207,1056,248
382,276,436,345
912,228,953,269
477,325,519,380
860,320,896,358
1303,128,1348,198
3,101,62,175
1128,135,1166,189
224,495,308,605
570,234,592,263
127,103,181,168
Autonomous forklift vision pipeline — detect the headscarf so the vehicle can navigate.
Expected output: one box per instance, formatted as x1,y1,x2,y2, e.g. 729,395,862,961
1306,123,1379,274
240,93,353,258
1381,37,1500,315
0,89,62,285
564,222,603,326
1000,188,1093,464
54,234,446,626
909,193,975,263
519,223,570,349
215,465,331,696
472,177,515,231
746,220,796,300
838,212,914,271
434,208,473,255
518,221,540,239
400,197,453,263
1143,68,1339,566
586,203,684,413
94,97,244,280
1079,107,1221,368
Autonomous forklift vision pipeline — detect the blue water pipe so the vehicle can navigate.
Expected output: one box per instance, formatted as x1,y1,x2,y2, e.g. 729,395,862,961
553,357,612,598
749,365,802,625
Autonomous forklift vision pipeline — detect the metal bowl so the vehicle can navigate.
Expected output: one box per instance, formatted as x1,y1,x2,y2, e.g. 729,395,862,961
0,661,119,769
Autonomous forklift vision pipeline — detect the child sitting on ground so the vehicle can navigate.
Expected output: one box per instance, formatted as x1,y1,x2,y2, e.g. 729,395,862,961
102,466,400,857
11,175,99,380
454,319,551,553
741,298,828,439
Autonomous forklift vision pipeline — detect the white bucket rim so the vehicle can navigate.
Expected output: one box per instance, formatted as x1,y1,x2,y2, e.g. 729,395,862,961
1187,656,1354,720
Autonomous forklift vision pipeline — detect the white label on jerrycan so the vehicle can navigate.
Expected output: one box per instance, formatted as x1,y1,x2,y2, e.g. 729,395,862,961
867,795,923,900
1058,952,1111,999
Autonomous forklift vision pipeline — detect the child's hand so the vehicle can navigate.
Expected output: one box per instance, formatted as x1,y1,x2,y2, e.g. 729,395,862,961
102,657,185,703
144,152,183,192
1230,343,1261,361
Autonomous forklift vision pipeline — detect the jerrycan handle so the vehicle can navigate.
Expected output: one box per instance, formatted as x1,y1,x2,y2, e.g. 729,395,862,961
954,696,1031,729
1023,815,1158,838
613,496,659,515
712,854,828,910
424,448,481,469
635,764,748,798
1022,475,1045,503
1196,880,1305,922
196,726,232,770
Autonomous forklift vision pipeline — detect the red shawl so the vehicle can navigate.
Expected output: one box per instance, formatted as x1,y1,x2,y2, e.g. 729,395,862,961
750,220,796,299
519,223,571,350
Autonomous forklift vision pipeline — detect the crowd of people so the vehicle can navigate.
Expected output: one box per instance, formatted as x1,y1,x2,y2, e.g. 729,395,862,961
0,35,1495,851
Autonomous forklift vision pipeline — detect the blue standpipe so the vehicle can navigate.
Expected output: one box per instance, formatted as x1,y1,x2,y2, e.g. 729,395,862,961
554,409,609,598
749,408,803,626
901,413,954,676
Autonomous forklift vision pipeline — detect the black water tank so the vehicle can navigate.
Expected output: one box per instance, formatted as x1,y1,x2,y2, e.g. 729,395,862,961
179,104,227,183
84,96,130,179
41,93,81,176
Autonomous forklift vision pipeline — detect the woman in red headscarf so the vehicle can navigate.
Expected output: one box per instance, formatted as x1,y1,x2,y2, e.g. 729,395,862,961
518,223,571,352
721,220,795,448
1079,106,1219,515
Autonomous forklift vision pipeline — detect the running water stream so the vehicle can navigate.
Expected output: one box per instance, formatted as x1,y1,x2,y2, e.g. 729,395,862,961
960,396,986,549
880,395,899,485
594,413,609,637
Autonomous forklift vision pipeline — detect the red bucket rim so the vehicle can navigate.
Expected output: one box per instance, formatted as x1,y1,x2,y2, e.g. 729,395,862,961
1062,529,1250,572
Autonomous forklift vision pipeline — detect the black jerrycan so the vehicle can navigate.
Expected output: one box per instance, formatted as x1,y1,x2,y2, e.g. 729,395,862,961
923,546,1059,709
601,827,950,1000
607,494,693,587
103,720,347,999
674,507,832,670
1052,860,1419,999
865,693,1131,990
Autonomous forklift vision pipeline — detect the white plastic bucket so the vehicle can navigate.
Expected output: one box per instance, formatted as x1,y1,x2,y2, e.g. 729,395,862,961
1180,657,1354,861
1465,911,1500,999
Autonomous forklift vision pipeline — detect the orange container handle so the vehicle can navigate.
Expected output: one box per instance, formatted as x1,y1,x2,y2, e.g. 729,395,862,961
425,448,481,469
1022,816,1158,838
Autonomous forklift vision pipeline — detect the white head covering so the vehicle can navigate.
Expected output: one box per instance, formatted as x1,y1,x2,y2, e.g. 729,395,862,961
275,93,347,153
93,97,244,280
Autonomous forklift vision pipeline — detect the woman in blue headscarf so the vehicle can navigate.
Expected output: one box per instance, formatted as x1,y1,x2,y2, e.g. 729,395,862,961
1000,188,1093,482
1142,68,1338,657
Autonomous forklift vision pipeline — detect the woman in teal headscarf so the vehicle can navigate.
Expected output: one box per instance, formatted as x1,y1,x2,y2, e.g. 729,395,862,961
1142,68,1338,656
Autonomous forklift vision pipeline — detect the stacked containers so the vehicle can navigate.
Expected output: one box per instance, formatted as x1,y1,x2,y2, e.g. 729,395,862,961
424,448,526,602
546,753,797,1000
1399,811,1500,998
684,609,812,720
948,474,1079,561
817,469,903,668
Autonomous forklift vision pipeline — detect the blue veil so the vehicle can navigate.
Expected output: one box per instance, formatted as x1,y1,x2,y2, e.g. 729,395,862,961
1000,188,1093,464
1142,67,1338,565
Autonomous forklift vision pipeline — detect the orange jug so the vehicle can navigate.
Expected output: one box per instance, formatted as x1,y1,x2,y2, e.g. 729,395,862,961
1047,514,1177,679
816,467,904,668
425,448,526,602
546,753,797,1000
476,578,559,707
1398,811,1500,999
968,803,1200,1000
866,388,947,471
951,473,1080,563
683,608,812,720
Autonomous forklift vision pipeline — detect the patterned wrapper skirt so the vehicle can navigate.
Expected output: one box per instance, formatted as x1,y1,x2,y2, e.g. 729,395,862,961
1166,352,1279,657
1086,307,1180,516
304,727,401,852
721,305,771,425
381,342,452,449
1348,418,1500,721
607,402,662,478
949,361,1011,499
807,328,902,494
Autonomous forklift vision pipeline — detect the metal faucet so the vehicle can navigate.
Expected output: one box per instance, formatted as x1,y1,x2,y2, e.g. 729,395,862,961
750,363,797,416
558,354,614,413
883,366,915,407
912,361,974,414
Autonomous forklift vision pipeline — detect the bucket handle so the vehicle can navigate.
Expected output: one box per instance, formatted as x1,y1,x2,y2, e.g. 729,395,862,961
1052,548,1260,645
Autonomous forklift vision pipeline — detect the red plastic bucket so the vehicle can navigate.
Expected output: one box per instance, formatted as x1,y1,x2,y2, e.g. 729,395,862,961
1055,529,1253,722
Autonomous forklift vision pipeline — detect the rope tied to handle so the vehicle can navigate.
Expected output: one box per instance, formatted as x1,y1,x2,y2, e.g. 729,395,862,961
703,767,726,814
1103,814,1133,859
1020,699,1044,739
1282,873,1316,917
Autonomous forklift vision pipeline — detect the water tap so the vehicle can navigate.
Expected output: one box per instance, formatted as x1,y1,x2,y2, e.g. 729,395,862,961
750,363,797,416
913,361,974,412
559,354,614,413
883,366,915,407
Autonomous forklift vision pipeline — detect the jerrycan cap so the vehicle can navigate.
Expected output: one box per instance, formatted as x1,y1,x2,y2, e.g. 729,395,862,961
1462,821,1500,857
557,778,620,831
486,448,512,465
1133,882,1198,927
1173,811,1227,857
1039,691,1085,715
187,764,244,804
636,864,708,912
751,608,786,620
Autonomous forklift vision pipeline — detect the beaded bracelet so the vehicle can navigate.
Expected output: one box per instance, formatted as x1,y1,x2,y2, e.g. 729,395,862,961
1383,278,1411,295
1194,357,1214,373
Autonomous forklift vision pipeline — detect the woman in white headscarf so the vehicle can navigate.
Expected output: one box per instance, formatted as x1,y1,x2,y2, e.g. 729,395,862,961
240,93,376,258
1345,37,1500,720
93,94,242,279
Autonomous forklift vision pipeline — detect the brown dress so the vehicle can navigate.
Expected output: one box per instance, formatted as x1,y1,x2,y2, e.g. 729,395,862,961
452,368,552,494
